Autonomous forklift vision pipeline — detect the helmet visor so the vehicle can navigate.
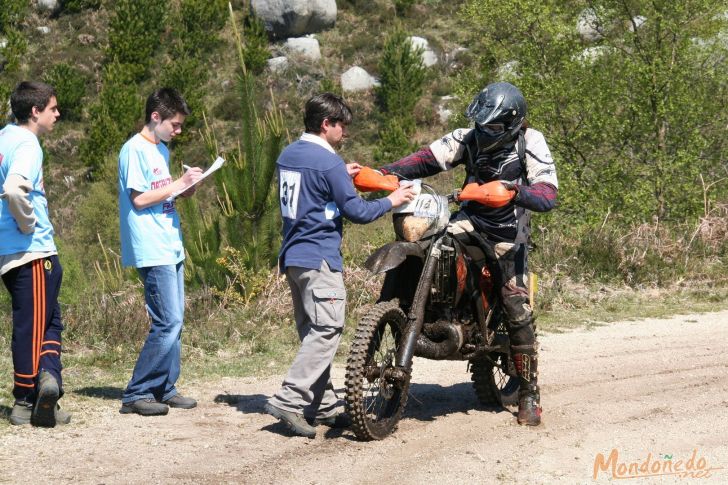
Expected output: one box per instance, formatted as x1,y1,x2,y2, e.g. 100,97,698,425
476,122,506,136
465,93,505,125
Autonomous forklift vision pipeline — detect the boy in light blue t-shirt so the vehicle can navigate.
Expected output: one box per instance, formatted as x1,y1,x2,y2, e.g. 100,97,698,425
0,81,70,427
117,88,204,417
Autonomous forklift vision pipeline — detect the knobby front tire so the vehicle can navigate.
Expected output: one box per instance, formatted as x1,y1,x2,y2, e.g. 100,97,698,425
345,300,410,441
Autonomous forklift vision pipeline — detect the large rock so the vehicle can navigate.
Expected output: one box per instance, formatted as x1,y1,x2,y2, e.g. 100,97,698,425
252,0,337,39
341,66,378,93
577,8,603,42
284,37,321,61
408,36,438,67
629,16,647,32
267,56,289,73
36,0,60,13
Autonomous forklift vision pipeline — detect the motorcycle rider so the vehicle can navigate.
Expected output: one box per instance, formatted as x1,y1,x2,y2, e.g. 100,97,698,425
378,82,557,426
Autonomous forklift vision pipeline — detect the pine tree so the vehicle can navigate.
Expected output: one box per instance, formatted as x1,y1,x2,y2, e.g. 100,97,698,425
374,28,426,162
178,4,286,299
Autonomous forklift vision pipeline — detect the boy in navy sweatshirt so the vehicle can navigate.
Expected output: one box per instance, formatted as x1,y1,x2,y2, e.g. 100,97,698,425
265,93,415,438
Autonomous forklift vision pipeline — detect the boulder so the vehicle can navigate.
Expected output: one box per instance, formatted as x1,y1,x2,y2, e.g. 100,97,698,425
340,66,379,93
36,0,60,14
408,36,438,67
284,36,321,61
251,0,336,39
267,56,289,73
577,8,603,42
37,26,51,35
629,16,647,31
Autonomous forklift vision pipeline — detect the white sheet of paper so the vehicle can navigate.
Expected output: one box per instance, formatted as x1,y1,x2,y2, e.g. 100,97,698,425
166,156,226,201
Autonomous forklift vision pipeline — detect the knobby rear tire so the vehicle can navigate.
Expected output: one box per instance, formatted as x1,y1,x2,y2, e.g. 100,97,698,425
471,353,520,408
345,300,409,441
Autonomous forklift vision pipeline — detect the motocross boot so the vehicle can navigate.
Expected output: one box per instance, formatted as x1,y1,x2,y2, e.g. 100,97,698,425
511,344,542,426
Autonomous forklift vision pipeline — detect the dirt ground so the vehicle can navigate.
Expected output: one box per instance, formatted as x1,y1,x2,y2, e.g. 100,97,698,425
1,310,727,484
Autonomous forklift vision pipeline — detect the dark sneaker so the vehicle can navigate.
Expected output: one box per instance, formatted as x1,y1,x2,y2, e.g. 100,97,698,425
32,371,60,427
162,394,197,409
10,401,70,426
119,398,169,416
9,400,32,426
264,402,316,439
313,412,352,428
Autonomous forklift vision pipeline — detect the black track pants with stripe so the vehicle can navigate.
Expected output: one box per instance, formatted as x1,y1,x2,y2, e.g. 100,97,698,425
2,255,64,401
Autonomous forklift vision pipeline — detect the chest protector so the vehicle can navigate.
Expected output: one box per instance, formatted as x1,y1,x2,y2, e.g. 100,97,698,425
462,129,531,244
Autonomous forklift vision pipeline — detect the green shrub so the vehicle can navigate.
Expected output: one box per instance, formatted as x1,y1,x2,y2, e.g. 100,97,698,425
0,0,26,29
394,0,417,16
241,12,270,74
0,83,11,128
373,117,418,163
0,28,27,74
214,90,242,121
106,0,167,80
374,28,426,162
376,28,426,118
60,0,101,13
159,57,205,136
159,0,230,139
178,0,227,55
319,78,342,96
80,63,141,172
179,7,285,293
67,170,121,265
42,63,87,121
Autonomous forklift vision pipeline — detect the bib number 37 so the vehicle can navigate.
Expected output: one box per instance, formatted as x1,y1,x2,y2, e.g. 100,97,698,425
279,170,301,219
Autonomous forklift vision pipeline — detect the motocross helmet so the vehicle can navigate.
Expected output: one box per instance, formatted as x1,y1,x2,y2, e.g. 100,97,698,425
465,82,527,152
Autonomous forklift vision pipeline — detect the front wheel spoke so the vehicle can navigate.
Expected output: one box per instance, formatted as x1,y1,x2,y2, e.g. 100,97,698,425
375,391,386,418
365,391,383,416
495,371,506,388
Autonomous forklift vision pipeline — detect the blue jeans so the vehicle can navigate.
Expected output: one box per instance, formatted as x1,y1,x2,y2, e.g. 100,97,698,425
122,262,185,404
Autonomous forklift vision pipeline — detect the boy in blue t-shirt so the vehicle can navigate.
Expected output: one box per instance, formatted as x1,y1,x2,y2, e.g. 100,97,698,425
117,88,204,416
0,81,70,427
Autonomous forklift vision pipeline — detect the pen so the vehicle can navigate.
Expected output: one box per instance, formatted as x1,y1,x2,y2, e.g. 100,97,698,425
183,164,191,171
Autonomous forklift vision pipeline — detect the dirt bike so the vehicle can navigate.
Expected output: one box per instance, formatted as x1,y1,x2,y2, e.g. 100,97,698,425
345,171,521,441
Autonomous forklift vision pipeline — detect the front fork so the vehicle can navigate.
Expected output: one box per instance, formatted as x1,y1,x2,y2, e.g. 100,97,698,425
393,239,443,378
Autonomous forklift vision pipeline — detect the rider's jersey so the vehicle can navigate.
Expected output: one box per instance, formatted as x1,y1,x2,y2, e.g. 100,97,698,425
381,128,557,243
429,127,558,242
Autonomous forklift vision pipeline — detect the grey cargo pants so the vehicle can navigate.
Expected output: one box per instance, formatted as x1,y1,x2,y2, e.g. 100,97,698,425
269,261,346,420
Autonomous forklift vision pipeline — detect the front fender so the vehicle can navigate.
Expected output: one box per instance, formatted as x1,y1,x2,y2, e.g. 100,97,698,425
365,241,425,274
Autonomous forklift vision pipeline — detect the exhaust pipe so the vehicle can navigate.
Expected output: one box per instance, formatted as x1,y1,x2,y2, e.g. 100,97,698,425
414,322,464,359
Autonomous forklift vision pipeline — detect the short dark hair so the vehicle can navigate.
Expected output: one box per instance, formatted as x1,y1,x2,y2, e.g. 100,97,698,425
10,81,57,124
304,93,353,134
145,88,191,123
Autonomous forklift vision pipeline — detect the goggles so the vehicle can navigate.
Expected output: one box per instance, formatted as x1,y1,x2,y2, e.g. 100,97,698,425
476,122,506,136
